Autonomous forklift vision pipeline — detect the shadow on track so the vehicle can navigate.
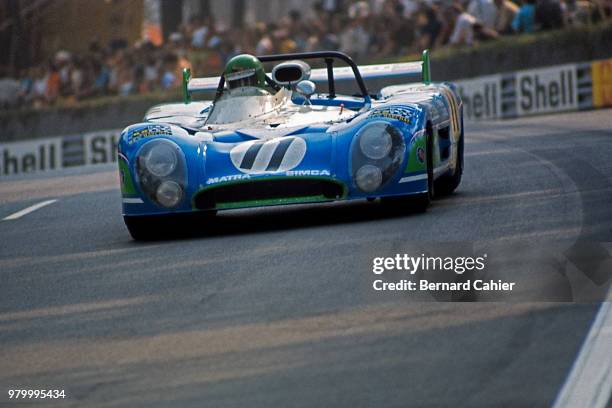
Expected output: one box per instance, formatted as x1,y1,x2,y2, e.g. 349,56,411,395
125,196,452,242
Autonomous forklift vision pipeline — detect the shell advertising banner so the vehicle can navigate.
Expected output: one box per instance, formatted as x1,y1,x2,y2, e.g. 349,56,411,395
592,59,612,108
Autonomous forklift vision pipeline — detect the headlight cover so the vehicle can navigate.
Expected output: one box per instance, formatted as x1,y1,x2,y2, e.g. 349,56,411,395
359,122,393,160
351,121,405,193
156,180,183,208
355,164,383,193
144,142,178,177
136,139,187,208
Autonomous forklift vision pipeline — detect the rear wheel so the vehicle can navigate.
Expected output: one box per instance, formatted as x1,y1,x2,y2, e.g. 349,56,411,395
434,120,464,196
410,127,434,212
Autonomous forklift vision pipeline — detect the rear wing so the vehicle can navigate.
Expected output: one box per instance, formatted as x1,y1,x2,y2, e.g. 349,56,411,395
182,49,431,103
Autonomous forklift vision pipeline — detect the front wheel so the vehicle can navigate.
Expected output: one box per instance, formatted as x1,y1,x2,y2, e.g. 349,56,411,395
124,216,159,241
381,191,430,213
410,124,435,212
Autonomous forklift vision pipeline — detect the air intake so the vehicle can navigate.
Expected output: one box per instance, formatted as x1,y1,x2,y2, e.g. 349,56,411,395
193,178,345,210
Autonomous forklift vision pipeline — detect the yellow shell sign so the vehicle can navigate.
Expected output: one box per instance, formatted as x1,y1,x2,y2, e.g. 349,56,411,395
592,59,612,108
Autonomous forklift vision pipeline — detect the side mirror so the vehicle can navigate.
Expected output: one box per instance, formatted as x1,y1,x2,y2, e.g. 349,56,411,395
295,80,316,105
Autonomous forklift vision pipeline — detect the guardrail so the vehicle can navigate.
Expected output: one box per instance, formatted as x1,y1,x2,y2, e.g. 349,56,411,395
0,129,119,176
456,57,612,121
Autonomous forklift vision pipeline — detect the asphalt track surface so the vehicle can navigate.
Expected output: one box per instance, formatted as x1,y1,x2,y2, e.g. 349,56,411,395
1,109,611,407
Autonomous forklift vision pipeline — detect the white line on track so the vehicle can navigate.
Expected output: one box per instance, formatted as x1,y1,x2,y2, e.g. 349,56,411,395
552,282,612,408
2,199,58,221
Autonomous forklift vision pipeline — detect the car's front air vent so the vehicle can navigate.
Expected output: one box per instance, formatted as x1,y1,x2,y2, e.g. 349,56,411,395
193,178,345,210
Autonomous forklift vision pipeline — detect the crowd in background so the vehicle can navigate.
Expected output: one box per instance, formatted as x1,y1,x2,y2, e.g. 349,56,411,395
3,0,612,109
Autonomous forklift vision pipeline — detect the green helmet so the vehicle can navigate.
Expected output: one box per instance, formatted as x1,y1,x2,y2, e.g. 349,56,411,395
223,54,266,90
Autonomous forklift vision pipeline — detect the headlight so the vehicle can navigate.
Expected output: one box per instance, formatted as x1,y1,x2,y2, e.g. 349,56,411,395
156,181,183,208
144,142,177,177
359,122,392,160
355,164,383,192
351,121,406,193
136,139,187,208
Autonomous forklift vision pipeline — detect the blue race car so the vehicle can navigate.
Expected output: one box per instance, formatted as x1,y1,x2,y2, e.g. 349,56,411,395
118,50,463,240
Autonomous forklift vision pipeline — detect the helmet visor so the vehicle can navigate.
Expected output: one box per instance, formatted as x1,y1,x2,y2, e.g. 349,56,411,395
226,68,257,89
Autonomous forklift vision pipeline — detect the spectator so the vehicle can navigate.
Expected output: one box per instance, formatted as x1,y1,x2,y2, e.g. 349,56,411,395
512,0,537,32
0,73,20,109
17,69,34,106
93,58,110,96
437,5,458,45
69,57,85,98
494,0,519,33
536,0,565,29
566,0,596,25
599,0,612,19
288,10,307,51
191,15,210,49
377,0,412,57
473,21,501,41
318,13,342,51
255,23,276,55
416,4,443,50
44,62,61,104
449,4,478,46
276,17,299,53
32,67,47,107
468,0,499,29
4,0,609,111
114,54,134,96
340,4,371,60
160,53,178,90
310,1,331,35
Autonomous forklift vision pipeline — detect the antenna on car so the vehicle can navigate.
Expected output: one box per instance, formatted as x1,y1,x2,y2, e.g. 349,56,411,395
182,68,191,104
422,49,431,85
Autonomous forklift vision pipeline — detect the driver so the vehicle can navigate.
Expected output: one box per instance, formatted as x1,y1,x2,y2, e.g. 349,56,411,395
223,54,269,96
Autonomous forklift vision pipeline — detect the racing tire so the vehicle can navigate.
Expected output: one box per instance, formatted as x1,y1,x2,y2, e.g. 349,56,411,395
124,211,217,241
124,216,160,241
434,119,464,196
